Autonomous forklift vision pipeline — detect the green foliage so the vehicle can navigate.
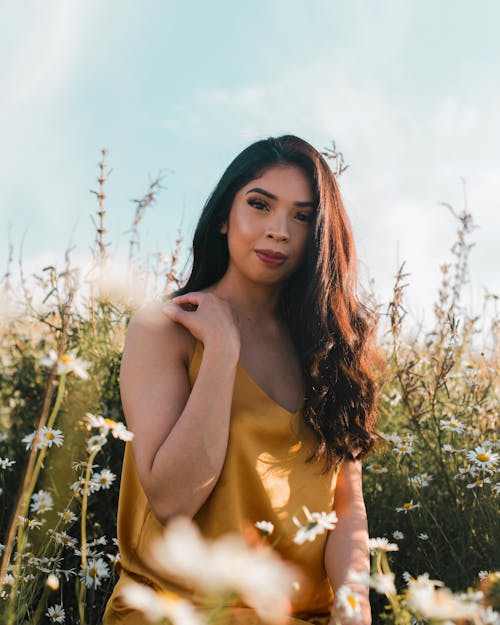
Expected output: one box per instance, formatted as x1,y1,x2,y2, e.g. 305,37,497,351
0,150,497,625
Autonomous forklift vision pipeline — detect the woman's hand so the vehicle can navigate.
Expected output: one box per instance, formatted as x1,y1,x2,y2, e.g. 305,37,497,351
162,291,241,356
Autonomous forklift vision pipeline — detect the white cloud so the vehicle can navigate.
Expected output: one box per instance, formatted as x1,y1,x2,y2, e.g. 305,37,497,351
192,59,499,344
0,1,88,118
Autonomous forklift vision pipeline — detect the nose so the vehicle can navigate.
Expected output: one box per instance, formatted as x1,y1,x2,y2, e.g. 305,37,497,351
265,215,289,242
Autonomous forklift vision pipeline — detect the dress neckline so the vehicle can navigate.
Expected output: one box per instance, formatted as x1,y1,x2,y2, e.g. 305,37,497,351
192,340,304,416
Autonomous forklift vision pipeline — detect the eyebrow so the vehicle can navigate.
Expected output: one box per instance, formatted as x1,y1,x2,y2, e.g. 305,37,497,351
245,187,315,208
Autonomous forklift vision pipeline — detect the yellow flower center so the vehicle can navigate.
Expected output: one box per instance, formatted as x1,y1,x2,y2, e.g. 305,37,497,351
403,503,412,509
347,595,357,608
45,432,54,440
105,418,117,427
400,445,408,452
373,463,382,470
476,453,489,462
60,354,73,363
89,566,97,579
450,422,458,428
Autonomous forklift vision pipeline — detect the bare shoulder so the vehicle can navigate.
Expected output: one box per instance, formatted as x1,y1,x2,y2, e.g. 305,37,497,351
119,300,198,483
124,300,196,367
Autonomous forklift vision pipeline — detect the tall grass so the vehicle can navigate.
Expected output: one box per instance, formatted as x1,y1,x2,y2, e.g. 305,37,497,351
0,147,498,624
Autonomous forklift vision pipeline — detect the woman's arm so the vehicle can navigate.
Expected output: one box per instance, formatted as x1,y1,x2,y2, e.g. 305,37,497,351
120,300,240,524
324,457,372,625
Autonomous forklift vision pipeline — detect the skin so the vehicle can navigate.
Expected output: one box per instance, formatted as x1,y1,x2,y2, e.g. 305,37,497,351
120,164,371,624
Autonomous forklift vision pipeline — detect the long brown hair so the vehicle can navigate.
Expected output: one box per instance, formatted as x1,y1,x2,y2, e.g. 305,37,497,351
170,135,387,474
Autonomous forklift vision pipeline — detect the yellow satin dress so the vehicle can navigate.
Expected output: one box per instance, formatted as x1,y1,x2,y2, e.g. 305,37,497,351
103,339,344,625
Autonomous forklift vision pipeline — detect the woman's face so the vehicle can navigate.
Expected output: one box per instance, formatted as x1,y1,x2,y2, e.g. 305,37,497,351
220,165,315,286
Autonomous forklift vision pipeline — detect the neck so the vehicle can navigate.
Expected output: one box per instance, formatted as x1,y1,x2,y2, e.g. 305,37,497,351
208,270,285,331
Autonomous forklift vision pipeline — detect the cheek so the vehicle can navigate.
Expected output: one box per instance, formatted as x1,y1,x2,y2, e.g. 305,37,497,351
228,208,259,247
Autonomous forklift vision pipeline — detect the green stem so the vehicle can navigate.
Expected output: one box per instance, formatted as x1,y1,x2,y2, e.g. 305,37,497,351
77,447,100,625
29,584,52,625
5,374,67,625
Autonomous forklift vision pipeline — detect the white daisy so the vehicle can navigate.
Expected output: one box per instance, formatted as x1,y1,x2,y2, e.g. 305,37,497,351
478,570,490,580
84,413,134,441
53,532,78,550
466,446,499,471
46,603,65,623
367,537,399,554
88,536,107,547
30,489,54,514
394,443,414,456
57,510,77,523
292,506,338,544
41,427,64,448
0,457,15,469
255,521,274,537
381,433,401,443
418,533,429,540
399,434,416,444
392,530,404,540
334,584,363,621
90,469,116,491
39,349,91,380
110,421,134,441
408,472,434,488
466,477,492,488
18,516,45,530
55,568,77,581
21,427,64,451
87,434,106,453
442,444,455,453
81,557,110,588
395,500,421,513
439,418,466,433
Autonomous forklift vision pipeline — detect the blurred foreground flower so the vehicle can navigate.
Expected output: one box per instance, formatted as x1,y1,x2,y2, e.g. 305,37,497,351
334,584,363,622
121,582,205,625
84,412,134,442
347,569,396,596
367,537,399,554
92,261,147,307
291,505,338,544
404,572,481,620
39,349,91,380
148,516,301,625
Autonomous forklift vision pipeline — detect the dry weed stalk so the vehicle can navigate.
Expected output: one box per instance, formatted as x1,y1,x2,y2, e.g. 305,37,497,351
320,139,350,177
90,148,113,266
127,171,169,266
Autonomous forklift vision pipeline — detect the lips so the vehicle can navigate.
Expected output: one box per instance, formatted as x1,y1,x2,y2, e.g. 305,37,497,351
255,250,287,266
254,249,288,259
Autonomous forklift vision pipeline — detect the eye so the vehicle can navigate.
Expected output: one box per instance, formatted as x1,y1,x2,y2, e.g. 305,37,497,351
247,198,268,211
296,212,313,223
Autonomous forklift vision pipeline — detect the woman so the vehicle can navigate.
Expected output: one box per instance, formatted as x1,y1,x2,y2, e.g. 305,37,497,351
103,135,386,625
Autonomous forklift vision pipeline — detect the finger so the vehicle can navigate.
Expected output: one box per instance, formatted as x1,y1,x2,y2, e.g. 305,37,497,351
162,303,183,319
169,292,202,303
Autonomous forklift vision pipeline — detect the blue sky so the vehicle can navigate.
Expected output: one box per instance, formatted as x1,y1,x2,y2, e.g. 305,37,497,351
1,0,499,345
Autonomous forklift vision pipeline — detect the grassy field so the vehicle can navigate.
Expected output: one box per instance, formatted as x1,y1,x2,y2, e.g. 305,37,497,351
0,148,498,624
